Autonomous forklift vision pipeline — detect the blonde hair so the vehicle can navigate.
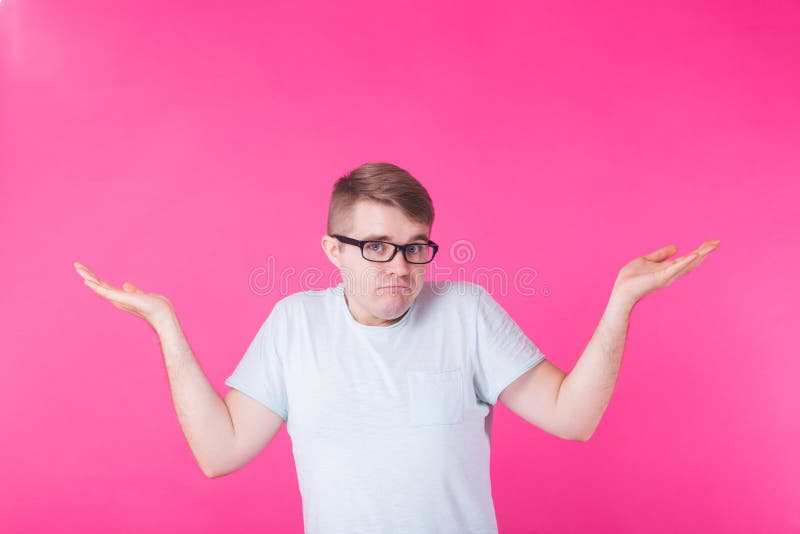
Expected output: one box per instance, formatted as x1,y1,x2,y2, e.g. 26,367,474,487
327,162,435,237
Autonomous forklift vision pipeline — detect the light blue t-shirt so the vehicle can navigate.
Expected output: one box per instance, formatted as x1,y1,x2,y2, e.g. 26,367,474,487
225,280,547,534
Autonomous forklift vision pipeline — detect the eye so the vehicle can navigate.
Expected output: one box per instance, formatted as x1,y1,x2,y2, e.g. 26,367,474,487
407,244,421,254
366,242,385,252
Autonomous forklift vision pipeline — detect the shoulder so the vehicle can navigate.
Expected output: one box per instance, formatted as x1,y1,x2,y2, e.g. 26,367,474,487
417,280,485,311
272,285,338,315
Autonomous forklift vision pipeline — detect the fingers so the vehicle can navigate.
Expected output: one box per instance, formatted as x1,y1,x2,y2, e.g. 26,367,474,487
642,244,677,262
679,244,715,274
643,240,721,264
661,241,720,286
662,255,700,286
698,239,722,254
664,252,700,275
74,261,113,290
82,277,118,298
74,261,133,304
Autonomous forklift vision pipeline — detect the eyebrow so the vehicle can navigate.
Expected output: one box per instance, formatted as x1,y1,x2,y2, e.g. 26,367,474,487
361,233,430,242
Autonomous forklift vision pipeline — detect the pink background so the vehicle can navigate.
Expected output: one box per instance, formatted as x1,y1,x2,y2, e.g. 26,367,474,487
2,1,798,532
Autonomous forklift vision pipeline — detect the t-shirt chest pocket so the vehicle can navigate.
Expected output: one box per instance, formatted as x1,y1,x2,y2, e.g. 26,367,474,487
406,367,464,426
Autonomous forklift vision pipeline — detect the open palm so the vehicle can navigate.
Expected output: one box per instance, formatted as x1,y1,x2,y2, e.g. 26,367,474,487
612,239,722,306
74,261,174,327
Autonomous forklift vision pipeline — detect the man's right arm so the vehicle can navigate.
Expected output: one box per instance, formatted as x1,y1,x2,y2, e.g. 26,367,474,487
154,313,284,478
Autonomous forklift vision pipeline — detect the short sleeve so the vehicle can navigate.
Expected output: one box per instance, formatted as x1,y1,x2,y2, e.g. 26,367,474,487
224,301,289,421
472,284,547,406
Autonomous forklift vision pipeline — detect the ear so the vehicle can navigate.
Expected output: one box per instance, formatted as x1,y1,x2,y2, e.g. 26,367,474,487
321,234,342,268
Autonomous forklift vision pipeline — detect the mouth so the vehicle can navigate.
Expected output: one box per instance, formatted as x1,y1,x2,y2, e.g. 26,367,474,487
379,285,411,291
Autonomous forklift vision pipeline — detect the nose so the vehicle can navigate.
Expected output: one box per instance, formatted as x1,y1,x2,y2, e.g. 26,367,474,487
385,249,412,276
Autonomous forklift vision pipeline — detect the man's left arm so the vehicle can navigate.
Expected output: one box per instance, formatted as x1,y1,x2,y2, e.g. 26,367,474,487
554,293,633,441
498,292,632,442
500,239,721,441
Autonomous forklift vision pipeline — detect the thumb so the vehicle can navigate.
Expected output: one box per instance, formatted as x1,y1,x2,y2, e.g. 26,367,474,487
122,281,143,293
642,244,677,262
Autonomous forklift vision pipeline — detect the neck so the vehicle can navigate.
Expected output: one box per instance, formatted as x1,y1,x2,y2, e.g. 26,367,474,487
343,292,409,327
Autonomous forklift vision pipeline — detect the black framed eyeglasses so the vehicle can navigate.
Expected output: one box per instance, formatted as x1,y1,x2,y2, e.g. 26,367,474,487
331,234,439,264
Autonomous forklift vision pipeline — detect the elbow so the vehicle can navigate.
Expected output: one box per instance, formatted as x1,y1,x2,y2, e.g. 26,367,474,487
203,462,238,478
205,467,234,478
202,467,217,478
563,427,594,442
201,463,223,479
563,434,590,443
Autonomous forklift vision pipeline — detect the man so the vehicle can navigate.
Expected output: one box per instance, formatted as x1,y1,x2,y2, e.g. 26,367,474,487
74,162,720,533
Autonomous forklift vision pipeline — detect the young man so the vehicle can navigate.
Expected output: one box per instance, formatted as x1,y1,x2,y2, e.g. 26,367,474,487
74,162,720,534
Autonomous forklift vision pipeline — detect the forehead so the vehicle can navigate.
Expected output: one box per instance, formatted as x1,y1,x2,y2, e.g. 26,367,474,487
349,200,430,241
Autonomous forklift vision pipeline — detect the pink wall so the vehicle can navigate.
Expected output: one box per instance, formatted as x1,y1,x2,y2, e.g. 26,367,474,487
1,1,798,532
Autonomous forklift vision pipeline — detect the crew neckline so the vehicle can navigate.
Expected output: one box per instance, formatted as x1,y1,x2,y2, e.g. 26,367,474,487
334,282,418,331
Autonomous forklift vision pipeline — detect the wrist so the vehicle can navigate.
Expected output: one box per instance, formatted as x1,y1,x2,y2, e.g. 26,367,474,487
607,289,636,315
150,308,178,337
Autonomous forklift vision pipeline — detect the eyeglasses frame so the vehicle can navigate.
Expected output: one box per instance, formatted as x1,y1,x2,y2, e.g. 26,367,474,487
331,234,439,264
